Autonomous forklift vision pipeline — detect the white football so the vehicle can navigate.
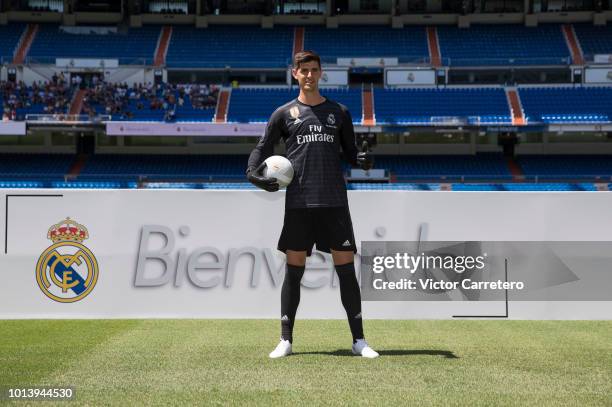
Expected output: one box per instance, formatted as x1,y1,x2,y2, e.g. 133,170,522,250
263,155,294,188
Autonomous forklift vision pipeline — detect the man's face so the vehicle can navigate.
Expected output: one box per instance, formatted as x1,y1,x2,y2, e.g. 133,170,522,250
292,60,322,92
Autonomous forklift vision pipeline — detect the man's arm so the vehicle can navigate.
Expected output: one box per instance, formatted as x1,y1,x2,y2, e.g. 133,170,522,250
247,108,284,171
246,108,285,192
339,105,373,170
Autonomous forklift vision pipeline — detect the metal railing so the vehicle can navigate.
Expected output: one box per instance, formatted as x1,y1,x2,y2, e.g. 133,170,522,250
442,56,573,67
25,56,152,66
25,114,111,123
11,55,584,69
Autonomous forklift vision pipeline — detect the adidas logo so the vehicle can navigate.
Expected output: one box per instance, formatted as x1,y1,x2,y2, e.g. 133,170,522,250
354,312,362,319
342,240,351,247
292,118,303,125
281,315,290,321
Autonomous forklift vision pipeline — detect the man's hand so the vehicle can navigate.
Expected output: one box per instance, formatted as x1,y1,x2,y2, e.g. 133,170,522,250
357,140,374,170
357,152,373,170
246,162,280,192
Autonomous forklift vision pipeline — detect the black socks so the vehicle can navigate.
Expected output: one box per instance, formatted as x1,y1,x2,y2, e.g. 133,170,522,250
279,262,364,344
280,264,305,343
335,262,364,343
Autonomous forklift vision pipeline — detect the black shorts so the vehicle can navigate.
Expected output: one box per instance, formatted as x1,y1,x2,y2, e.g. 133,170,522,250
277,206,358,257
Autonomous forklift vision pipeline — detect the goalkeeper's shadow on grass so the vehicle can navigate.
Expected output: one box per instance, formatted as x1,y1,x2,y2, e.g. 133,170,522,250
291,350,458,358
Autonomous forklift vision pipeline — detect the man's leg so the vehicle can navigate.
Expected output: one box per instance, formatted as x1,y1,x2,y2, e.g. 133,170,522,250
332,250,379,358
331,250,364,342
281,250,307,343
270,250,307,359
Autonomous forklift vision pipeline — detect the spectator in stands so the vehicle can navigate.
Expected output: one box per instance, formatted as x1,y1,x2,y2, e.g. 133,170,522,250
1,76,70,118
3,79,219,121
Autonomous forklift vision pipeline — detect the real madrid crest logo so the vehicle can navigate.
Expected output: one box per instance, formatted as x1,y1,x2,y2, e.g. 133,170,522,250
36,218,99,303
327,113,336,125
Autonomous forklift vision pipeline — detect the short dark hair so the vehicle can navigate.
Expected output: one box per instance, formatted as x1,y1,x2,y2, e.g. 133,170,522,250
293,50,321,69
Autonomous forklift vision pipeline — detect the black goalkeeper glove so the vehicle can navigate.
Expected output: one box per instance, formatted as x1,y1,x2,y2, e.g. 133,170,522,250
246,162,280,192
356,139,374,170
356,151,373,170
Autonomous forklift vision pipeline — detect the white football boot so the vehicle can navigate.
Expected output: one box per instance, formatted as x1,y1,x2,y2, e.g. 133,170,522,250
352,339,379,358
269,338,292,359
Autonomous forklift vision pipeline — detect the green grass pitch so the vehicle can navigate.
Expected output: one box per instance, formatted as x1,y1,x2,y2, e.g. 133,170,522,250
1,320,611,406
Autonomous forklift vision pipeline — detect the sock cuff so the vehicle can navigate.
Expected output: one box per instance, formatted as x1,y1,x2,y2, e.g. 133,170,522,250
287,264,305,274
335,262,355,273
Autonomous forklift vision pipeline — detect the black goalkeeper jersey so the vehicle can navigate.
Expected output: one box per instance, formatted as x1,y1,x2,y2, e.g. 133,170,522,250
247,97,359,209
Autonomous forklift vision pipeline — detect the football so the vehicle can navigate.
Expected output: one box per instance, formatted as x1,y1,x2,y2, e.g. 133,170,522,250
263,155,294,188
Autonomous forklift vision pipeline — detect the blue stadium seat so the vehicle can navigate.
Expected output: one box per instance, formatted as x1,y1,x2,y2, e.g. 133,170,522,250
0,153,73,178
79,154,250,181
573,23,612,59
519,86,612,123
228,88,296,123
304,26,429,63
28,25,160,65
501,183,594,191
451,184,502,191
374,87,511,125
0,24,26,63
374,153,512,180
517,155,612,179
227,88,361,123
166,25,293,68
437,24,571,66
85,84,216,122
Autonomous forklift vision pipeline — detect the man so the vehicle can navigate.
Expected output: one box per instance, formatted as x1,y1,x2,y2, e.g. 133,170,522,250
246,50,379,359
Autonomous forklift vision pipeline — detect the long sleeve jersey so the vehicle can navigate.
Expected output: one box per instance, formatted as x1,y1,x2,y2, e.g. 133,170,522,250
247,97,359,208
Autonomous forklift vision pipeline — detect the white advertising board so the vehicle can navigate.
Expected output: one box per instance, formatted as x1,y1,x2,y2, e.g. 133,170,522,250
584,68,612,83
385,69,436,86
1,190,611,319
0,121,26,135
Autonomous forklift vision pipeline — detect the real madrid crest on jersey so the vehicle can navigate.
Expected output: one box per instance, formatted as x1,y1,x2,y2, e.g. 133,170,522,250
327,113,336,125
35,218,99,303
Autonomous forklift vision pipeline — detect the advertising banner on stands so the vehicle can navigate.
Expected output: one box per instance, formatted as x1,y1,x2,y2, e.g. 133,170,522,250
106,122,267,137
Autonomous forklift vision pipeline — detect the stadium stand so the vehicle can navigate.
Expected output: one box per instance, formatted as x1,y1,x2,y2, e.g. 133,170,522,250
27,0,63,12
519,86,612,123
81,82,218,122
517,155,612,179
227,88,297,123
436,24,571,66
12,23,609,69
226,87,361,123
377,153,512,181
0,153,609,190
303,26,429,63
27,25,160,65
373,87,511,124
1,20,612,193
2,78,71,120
451,183,597,191
0,153,516,182
572,23,612,59
0,153,73,180
0,23,27,62
165,25,294,68
79,154,249,181
148,0,188,14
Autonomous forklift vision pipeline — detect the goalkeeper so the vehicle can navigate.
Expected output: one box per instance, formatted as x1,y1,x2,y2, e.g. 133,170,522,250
246,50,378,359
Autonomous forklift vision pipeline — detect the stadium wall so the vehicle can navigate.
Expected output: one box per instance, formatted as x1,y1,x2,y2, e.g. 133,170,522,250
1,189,611,320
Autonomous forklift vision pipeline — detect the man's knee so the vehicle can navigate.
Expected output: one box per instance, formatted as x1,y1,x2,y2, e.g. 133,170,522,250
331,249,354,266
286,250,307,267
